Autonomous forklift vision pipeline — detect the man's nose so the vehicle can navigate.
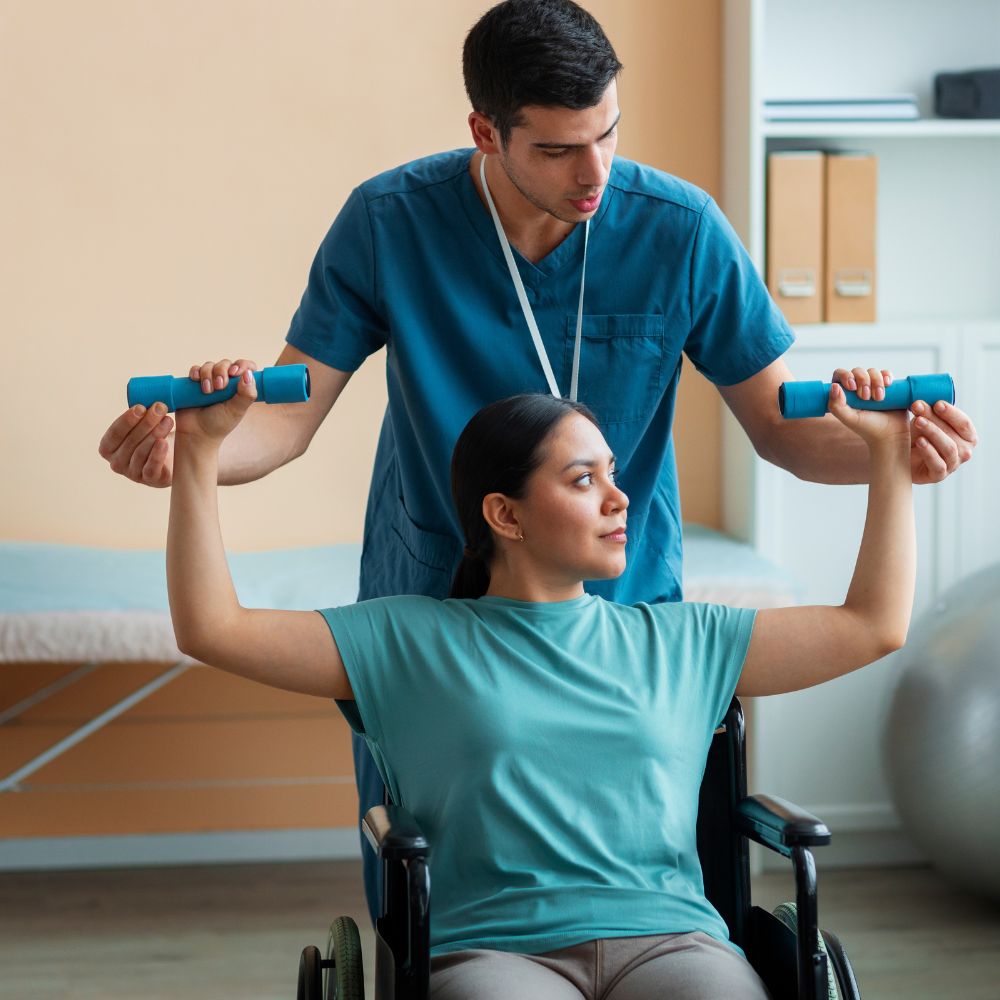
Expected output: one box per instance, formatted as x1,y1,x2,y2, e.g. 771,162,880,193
577,145,608,189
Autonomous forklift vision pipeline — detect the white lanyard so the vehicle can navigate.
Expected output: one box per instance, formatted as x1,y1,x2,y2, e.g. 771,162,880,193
479,154,589,401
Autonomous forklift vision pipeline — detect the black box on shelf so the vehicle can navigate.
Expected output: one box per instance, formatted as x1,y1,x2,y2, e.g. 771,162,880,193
934,67,1000,118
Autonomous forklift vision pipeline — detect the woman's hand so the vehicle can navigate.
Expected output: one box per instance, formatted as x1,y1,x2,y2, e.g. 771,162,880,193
827,381,910,449
175,359,258,445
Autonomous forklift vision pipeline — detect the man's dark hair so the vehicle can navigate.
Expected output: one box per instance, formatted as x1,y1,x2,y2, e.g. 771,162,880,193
463,0,623,146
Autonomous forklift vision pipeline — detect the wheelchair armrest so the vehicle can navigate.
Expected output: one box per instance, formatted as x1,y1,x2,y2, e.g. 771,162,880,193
736,794,831,857
362,803,430,862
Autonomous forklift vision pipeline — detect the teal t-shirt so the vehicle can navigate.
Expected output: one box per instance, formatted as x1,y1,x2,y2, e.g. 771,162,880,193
320,593,756,957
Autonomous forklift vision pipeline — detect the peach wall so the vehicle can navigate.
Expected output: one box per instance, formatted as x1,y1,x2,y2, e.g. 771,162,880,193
1,0,723,840
0,0,722,552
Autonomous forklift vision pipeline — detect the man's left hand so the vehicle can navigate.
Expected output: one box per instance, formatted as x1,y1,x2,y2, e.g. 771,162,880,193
832,367,978,485
906,398,977,484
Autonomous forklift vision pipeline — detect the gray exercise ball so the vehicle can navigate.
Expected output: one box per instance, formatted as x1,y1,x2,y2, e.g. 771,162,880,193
882,564,1000,901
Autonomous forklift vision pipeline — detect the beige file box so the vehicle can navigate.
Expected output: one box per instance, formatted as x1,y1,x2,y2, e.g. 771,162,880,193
825,152,878,323
766,151,825,325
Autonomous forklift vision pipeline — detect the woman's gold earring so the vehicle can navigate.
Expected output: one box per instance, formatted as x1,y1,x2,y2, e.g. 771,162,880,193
519,531,525,541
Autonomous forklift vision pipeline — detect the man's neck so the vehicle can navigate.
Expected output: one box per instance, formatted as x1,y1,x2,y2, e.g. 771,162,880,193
470,152,574,264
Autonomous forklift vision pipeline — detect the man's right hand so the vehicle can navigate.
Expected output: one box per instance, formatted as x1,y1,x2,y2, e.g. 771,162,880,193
100,359,264,487
98,400,175,487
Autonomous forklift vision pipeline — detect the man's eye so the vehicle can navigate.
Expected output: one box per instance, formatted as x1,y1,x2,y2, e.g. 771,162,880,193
542,149,569,159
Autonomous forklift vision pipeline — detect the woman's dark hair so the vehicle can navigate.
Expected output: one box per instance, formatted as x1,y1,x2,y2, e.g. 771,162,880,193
449,393,598,599
463,0,624,147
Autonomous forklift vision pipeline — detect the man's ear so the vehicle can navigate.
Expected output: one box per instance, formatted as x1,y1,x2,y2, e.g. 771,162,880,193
468,112,503,156
482,492,522,542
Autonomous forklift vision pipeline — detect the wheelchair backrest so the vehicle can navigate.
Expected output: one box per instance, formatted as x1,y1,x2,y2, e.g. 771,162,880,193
696,697,751,948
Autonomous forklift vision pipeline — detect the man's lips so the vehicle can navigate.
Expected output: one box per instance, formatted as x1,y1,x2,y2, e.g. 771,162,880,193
569,192,602,213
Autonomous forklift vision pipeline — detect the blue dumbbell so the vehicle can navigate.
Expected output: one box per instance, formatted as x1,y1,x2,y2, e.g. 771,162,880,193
127,364,310,413
779,373,955,419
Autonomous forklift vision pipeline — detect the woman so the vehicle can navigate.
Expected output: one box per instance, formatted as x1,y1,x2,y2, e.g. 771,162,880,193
165,363,914,999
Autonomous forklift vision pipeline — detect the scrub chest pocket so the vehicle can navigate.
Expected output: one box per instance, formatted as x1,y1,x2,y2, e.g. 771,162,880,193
564,314,670,426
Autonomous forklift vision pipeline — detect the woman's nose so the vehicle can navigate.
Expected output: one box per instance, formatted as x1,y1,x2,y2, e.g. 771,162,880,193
605,486,628,513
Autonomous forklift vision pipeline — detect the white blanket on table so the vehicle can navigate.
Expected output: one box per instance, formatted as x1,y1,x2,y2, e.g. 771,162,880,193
0,527,799,662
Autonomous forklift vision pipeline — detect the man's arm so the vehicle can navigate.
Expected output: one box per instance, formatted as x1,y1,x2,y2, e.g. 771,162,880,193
216,344,352,485
718,356,977,485
98,343,353,487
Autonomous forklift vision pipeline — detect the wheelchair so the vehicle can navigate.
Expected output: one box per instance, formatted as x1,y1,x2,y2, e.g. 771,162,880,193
297,698,861,1000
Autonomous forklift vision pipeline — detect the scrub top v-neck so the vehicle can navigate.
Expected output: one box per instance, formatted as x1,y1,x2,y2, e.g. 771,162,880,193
476,152,590,402
285,148,794,606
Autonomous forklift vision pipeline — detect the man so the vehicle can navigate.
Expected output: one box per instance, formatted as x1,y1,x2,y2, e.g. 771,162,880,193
98,0,977,920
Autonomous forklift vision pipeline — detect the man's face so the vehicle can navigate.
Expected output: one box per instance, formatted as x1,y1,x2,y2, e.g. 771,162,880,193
496,80,619,224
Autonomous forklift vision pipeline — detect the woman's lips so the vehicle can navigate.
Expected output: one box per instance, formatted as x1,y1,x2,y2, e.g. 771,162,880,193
601,530,627,544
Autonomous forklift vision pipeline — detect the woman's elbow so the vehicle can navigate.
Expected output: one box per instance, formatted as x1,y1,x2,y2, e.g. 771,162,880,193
872,625,909,661
173,622,211,663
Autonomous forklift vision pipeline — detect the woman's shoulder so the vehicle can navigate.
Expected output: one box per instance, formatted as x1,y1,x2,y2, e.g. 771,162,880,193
615,598,740,632
353,594,458,611
336,594,498,622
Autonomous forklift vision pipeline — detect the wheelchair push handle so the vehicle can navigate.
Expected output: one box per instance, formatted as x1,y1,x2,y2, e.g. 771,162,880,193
126,364,310,413
778,372,955,419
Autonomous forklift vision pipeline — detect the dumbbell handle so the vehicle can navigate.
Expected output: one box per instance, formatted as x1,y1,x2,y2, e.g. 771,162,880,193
779,373,955,419
127,364,310,413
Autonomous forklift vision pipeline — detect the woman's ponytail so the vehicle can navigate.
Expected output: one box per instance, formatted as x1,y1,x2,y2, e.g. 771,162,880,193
449,548,492,600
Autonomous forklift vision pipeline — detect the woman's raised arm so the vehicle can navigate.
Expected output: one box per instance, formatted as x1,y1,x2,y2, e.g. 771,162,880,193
166,364,353,699
736,383,916,697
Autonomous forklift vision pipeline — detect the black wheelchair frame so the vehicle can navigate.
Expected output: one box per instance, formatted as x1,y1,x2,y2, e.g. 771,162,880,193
299,697,862,1000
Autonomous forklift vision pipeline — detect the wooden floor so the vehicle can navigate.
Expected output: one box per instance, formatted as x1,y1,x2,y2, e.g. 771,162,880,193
3,860,998,999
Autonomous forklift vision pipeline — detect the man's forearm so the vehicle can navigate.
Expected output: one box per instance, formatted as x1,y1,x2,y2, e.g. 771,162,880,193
216,402,304,486
764,413,883,485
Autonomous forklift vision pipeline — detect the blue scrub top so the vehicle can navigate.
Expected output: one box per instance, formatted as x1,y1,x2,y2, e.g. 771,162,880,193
287,150,793,605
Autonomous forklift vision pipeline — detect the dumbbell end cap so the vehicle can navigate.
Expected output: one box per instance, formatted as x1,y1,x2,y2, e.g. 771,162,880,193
259,364,310,404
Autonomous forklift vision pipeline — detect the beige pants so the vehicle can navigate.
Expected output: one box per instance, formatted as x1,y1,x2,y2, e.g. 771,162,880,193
429,931,772,1000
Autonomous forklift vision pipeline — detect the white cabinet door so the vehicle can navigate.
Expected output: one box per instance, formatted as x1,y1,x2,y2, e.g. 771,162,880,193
958,323,1000,580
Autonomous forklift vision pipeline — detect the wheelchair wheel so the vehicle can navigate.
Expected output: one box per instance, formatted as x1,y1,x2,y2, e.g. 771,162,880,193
772,902,839,1000
323,915,365,1000
298,945,322,1000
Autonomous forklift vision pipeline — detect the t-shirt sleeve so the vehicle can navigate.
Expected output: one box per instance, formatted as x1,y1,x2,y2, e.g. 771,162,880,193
318,598,403,742
286,187,389,372
654,602,757,728
683,197,795,387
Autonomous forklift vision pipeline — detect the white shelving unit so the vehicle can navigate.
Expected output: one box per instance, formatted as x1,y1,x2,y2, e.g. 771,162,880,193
763,120,1000,139
722,0,1000,868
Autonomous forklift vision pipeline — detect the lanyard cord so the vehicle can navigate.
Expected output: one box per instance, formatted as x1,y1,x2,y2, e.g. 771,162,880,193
479,153,588,401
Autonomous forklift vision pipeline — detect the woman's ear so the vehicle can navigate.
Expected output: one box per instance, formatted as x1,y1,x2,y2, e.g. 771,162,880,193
482,493,522,543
